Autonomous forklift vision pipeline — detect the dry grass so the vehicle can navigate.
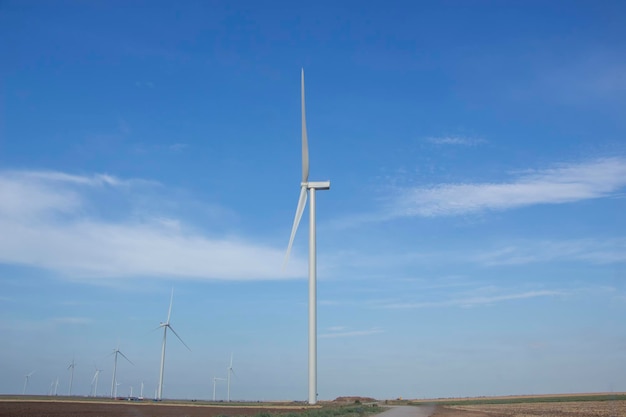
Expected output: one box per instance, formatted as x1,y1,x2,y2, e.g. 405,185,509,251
445,400,626,416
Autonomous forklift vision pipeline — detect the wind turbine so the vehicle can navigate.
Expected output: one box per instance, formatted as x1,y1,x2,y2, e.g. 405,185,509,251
53,377,59,396
22,371,35,395
226,353,235,402
91,366,103,397
110,345,133,398
212,377,226,401
67,357,76,396
284,69,330,405
157,288,190,400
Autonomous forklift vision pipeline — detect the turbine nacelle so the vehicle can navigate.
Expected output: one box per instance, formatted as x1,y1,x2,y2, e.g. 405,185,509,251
306,181,330,190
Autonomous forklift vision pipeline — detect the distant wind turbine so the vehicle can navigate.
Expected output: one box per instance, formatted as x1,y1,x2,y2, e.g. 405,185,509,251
91,366,103,397
283,69,330,405
212,377,226,401
22,371,35,395
110,345,133,398
67,357,76,396
227,353,235,402
53,377,59,396
157,288,190,400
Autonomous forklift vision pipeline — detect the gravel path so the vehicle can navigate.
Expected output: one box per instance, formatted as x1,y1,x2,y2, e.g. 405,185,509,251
375,405,436,417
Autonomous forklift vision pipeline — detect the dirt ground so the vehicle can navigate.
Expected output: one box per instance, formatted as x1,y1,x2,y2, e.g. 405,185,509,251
429,400,626,417
1,400,624,417
0,400,309,417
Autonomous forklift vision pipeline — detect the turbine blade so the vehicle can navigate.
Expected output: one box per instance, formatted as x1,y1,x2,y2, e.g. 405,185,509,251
168,325,191,351
301,68,309,183
167,288,174,323
118,351,134,366
283,186,308,268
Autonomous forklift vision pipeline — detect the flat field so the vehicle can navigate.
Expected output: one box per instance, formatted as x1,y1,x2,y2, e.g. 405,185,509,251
430,400,626,417
0,399,311,417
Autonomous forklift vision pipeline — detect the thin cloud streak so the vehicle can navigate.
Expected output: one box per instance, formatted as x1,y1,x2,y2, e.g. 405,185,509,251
426,136,486,146
391,157,626,217
475,238,626,266
0,170,305,282
382,290,563,309
319,328,384,339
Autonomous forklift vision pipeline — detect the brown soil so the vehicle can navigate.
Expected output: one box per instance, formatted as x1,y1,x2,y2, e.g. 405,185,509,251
0,400,309,417
430,406,502,417
431,400,626,417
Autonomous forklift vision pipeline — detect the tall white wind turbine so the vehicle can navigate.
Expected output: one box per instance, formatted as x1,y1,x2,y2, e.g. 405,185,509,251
110,346,133,398
226,353,235,402
157,288,190,400
284,69,330,405
22,371,35,395
67,357,76,396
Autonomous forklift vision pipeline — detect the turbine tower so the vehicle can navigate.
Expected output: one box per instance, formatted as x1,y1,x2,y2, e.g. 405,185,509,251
284,69,330,405
110,345,133,398
67,357,76,396
22,371,35,395
157,288,190,400
226,353,235,402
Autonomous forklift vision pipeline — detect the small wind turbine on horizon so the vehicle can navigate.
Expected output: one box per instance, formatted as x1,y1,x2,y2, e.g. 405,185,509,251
110,345,133,398
284,69,330,405
91,366,103,397
22,371,35,395
226,353,235,402
156,288,190,400
212,377,226,401
67,357,76,396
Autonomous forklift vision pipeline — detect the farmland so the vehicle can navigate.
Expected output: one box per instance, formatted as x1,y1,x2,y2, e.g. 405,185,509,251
0,398,379,417
431,400,625,416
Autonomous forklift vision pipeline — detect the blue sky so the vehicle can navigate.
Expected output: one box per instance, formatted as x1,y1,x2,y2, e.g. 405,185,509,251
1,0,626,401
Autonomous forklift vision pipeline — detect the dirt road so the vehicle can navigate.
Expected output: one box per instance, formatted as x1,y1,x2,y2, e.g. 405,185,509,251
375,405,436,417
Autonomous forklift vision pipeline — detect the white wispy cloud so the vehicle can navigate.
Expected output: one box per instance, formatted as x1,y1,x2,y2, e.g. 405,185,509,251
391,157,626,217
382,289,563,309
49,317,92,325
319,327,383,339
169,143,188,152
474,238,626,266
0,170,305,282
426,136,486,146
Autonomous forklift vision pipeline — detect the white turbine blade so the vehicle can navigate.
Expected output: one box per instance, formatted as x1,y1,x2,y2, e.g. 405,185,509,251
168,325,191,351
118,351,134,366
284,186,308,268
229,353,233,368
301,68,309,183
167,288,174,323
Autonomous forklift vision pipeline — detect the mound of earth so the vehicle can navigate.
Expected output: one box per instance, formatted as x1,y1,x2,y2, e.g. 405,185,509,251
333,396,377,403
